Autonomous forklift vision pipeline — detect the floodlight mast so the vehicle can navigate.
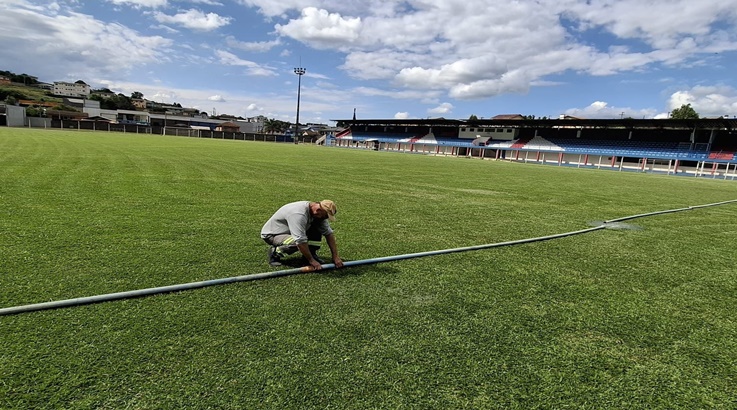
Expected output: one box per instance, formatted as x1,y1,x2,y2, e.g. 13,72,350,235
294,66,306,144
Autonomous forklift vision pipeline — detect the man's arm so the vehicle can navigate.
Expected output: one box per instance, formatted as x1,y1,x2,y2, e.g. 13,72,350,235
297,242,322,270
325,233,344,268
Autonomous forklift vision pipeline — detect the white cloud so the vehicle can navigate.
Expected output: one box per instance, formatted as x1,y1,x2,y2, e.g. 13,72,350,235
238,0,411,19
394,112,410,119
0,2,172,81
6,0,737,123
666,86,737,117
150,91,178,103
341,51,429,81
208,95,225,102
185,0,224,5
215,50,278,76
259,0,737,102
397,56,509,90
97,79,312,122
151,24,179,33
305,72,330,80
153,9,232,31
564,101,658,119
351,86,443,102
108,0,168,8
428,102,453,116
275,7,361,50
562,0,737,49
225,36,281,52
215,50,257,66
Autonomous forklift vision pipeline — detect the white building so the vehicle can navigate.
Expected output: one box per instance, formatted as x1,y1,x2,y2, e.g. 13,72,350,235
53,81,91,98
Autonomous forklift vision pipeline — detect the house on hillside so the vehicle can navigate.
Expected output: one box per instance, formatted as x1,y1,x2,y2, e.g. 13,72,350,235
34,82,53,91
491,114,525,120
215,121,240,132
53,81,91,98
131,98,146,110
63,98,100,110
18,100,56,109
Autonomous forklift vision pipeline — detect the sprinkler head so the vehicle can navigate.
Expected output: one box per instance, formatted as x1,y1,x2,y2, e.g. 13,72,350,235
588,221,643,230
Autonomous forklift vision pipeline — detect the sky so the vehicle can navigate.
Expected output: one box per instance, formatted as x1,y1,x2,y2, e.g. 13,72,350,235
2,0,737,125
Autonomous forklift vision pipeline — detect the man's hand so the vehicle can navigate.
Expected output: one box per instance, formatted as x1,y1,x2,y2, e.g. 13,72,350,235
309,259,322,270
333,256,344,268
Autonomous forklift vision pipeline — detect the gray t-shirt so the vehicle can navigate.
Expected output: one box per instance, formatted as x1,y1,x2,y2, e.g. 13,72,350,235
260,201,333,243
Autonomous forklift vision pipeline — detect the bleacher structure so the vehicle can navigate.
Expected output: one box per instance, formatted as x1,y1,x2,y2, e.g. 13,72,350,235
329,118,737,179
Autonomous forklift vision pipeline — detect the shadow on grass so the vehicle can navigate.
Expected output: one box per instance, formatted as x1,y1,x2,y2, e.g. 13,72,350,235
272,258,400,278
323,264,399,278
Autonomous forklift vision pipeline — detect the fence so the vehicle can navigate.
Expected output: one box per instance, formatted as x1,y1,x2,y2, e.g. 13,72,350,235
12,117,735,180
17,118,308,144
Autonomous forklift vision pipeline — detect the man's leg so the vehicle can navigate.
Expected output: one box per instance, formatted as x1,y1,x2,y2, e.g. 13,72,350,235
263,234,300,266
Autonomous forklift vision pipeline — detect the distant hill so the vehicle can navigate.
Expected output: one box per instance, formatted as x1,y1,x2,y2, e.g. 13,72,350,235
0,83,61,104
0,70,40,85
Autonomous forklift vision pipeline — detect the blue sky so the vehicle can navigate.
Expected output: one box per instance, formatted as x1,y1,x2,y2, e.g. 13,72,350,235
2,0,737,125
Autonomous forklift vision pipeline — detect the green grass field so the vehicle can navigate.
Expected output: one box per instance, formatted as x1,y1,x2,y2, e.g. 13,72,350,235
1,128,736,409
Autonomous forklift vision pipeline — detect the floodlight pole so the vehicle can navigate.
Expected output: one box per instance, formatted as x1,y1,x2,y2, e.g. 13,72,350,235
294,67,306,144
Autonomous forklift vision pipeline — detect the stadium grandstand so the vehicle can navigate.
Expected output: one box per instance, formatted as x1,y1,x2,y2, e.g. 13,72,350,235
329,117,737,179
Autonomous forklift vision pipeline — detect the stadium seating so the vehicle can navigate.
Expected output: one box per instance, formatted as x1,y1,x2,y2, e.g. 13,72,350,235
708,151,736,160
543,138,710,160
341,132,476,147
333,130,736,162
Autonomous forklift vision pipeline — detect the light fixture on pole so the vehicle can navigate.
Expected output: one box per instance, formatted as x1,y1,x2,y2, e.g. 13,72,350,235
293,66,306,144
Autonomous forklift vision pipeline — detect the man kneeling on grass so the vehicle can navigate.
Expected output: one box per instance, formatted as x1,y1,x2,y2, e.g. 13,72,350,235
260,200,344,270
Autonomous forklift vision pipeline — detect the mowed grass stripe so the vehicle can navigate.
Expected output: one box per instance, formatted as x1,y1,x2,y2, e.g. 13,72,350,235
1,128,736,409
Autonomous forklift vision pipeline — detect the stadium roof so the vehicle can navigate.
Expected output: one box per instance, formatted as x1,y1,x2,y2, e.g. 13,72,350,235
333,118,737,131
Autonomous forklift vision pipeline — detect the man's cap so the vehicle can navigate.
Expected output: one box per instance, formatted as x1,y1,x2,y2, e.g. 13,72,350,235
319,200,337,221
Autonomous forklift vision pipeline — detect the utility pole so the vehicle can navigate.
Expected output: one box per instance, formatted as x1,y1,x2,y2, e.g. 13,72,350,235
294,66,306,144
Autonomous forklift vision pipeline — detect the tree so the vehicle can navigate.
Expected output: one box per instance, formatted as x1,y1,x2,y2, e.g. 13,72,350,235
670,103,699,119
89,93,135,110
131,91,143,99
263,118,281,134
26,106,41,117
468,114,478,121
0,70,38,85
263,118,290,134
53,104,80,112
0,89,26,101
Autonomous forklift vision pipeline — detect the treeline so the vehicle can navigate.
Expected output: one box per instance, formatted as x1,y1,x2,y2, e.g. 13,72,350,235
0,70,39,85
88,90,136,110
0,88,27,102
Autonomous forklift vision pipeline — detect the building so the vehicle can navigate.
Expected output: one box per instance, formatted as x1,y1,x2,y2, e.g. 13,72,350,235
63,98,100,110
215,121,241,132
131,98,146,110
53,81,91,98
491,114,525,120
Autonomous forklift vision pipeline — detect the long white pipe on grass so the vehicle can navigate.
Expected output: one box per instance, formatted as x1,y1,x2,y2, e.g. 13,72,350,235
1,199,736,316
